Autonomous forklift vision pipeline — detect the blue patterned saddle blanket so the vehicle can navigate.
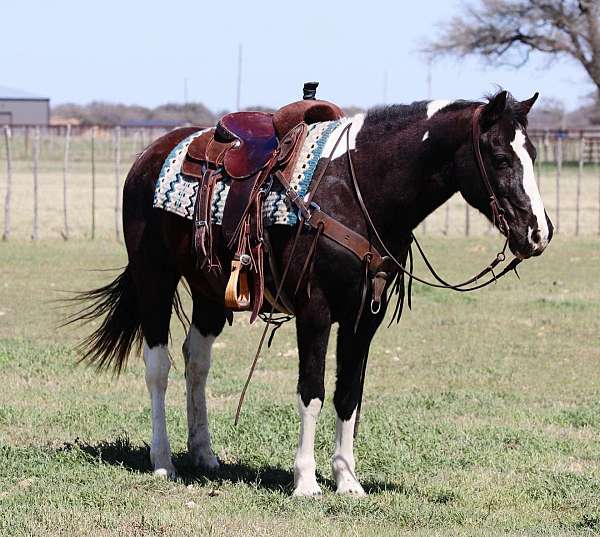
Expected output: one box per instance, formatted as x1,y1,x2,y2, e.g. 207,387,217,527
153,116,361,226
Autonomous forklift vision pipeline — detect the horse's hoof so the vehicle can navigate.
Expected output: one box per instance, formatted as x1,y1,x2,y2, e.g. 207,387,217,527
153,466,177,480
196,454,220,473
292,479,322,497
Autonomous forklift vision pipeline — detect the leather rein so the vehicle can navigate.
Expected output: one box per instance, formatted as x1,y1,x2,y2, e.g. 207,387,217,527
234,106,523,426
345,104,523,293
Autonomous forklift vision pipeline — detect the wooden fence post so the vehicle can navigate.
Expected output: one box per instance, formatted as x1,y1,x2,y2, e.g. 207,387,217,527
596,138,600,236
62,124,71,240
32,126,40,240
113,126,121,241
2,126,12,240
575,134,585,236
91,126,96,239
555,136,562,234
464,203,470,236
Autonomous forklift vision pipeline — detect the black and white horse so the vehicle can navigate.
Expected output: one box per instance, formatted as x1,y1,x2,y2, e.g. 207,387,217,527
72,90,552,496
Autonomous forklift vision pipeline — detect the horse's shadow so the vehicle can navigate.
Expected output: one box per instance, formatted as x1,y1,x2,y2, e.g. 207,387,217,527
60,436,402,494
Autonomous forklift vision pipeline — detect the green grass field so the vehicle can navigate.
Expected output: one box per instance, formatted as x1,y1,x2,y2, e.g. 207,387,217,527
1,236,599,536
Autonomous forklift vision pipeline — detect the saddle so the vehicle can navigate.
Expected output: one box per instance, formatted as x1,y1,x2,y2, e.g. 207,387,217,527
182,83,385,323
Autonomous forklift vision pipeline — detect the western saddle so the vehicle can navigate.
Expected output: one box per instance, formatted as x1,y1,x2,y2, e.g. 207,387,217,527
183,83,389,322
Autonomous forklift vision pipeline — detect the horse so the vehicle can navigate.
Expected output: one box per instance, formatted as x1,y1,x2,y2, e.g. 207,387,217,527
70,89,553,496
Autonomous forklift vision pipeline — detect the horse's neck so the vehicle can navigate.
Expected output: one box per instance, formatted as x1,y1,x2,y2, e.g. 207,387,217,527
357,107,472,235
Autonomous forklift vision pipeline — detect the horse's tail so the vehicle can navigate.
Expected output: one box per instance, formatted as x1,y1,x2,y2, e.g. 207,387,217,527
65,266,142,375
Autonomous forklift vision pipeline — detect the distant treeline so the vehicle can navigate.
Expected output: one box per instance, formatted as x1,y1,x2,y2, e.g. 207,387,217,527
51,99,598,129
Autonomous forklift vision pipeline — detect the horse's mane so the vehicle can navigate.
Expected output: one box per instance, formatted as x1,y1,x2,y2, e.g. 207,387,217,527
365,90,528,129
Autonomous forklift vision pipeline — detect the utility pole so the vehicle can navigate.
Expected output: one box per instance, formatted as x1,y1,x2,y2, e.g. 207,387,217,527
427,58,432,99
236,44,243,111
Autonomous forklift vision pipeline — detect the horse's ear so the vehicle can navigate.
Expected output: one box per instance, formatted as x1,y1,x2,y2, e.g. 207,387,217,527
480,90,508,130
520,92,539,115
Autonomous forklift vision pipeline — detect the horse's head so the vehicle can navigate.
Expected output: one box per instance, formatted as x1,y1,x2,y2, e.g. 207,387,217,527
457,90,553,259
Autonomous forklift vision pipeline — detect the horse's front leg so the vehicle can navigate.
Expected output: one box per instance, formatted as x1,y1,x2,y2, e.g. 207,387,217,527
293,289,331,497
332,311,385,495
182,297,226,470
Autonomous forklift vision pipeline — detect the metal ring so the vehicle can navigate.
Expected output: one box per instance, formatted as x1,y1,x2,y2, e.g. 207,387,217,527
370,299,381,315
239,254,252,266
496,252,506,262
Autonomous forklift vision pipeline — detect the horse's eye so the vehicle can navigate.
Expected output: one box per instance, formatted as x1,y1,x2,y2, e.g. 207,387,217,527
492,154,510,169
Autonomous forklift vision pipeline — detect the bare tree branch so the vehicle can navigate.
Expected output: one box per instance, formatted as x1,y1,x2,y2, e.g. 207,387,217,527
424,0,600,95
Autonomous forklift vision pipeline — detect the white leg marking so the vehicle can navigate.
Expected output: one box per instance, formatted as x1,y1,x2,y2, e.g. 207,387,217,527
511,129,549,248
183,326,219,471
422,130,429,142
426,99,453,119
332,410,365,496
143,340,176,478
293,396,322,497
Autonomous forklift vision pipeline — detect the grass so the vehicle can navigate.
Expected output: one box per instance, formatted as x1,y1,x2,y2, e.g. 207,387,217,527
0,236,599,536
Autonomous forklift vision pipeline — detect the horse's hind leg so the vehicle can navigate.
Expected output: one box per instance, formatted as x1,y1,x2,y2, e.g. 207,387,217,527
182,295,226,470
136,265,180,479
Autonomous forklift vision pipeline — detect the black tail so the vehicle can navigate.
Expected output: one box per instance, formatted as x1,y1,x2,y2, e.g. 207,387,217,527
64,267,142,375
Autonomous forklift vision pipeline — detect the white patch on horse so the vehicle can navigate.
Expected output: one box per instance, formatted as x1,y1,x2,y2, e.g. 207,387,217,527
511,129,549,248
183,326,219,470
427,100,453,119
422,131,429,142
329,113,365,160
143,340,176,478
332,409,365,495
293,396,322,496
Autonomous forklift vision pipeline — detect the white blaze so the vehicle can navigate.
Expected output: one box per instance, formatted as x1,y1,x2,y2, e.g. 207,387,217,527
511,129,549,247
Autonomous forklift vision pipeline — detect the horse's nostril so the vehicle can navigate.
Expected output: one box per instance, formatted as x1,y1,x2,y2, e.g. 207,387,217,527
531,229,542,244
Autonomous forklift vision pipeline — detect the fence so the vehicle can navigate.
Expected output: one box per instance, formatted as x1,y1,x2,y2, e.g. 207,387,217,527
1,125,600,240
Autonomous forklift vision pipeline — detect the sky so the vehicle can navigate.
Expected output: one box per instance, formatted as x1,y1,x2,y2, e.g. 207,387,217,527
1,0,590,111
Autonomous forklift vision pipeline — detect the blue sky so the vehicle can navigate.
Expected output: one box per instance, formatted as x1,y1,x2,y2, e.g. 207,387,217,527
1,0,589,111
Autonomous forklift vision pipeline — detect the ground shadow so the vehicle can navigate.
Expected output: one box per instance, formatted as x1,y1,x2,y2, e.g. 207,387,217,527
59,436,404,494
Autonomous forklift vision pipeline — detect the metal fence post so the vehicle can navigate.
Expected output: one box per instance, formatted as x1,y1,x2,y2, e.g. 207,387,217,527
113,126,121,241
555,136,562,234
91,126,96,239
2,126,12,241
575,134,585,236
31,126,40,240
62,124,71,240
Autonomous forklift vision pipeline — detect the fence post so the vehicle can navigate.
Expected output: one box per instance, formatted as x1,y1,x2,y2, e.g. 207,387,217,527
113,126,121,241
91,126,96,239
464,203,470,236
62,124,71,240
2,126,12,240
596,139,600,236
555,136,562,234
32,126,40,240
575,134,585,236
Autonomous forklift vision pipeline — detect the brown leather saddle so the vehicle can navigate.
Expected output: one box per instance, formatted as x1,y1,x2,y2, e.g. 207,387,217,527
181,83,344,321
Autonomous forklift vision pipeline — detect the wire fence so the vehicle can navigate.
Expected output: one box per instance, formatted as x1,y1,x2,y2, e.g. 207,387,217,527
1,125,600,240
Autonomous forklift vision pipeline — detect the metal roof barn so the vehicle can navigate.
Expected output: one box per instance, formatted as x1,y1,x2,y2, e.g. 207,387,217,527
0,86,50,126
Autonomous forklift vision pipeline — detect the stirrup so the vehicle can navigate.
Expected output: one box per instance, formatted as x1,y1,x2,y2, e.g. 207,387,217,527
225,257,252,310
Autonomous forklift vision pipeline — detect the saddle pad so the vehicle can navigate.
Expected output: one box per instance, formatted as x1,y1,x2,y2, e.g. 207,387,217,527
153,116,362,225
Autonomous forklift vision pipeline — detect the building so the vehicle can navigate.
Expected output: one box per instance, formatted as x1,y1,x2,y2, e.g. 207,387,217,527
0,86,50,126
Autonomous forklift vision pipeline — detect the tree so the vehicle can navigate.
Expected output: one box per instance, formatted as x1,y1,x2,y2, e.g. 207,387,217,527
425,0,600,96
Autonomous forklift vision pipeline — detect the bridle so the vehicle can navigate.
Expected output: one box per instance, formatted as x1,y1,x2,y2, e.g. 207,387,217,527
346,104,522,293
